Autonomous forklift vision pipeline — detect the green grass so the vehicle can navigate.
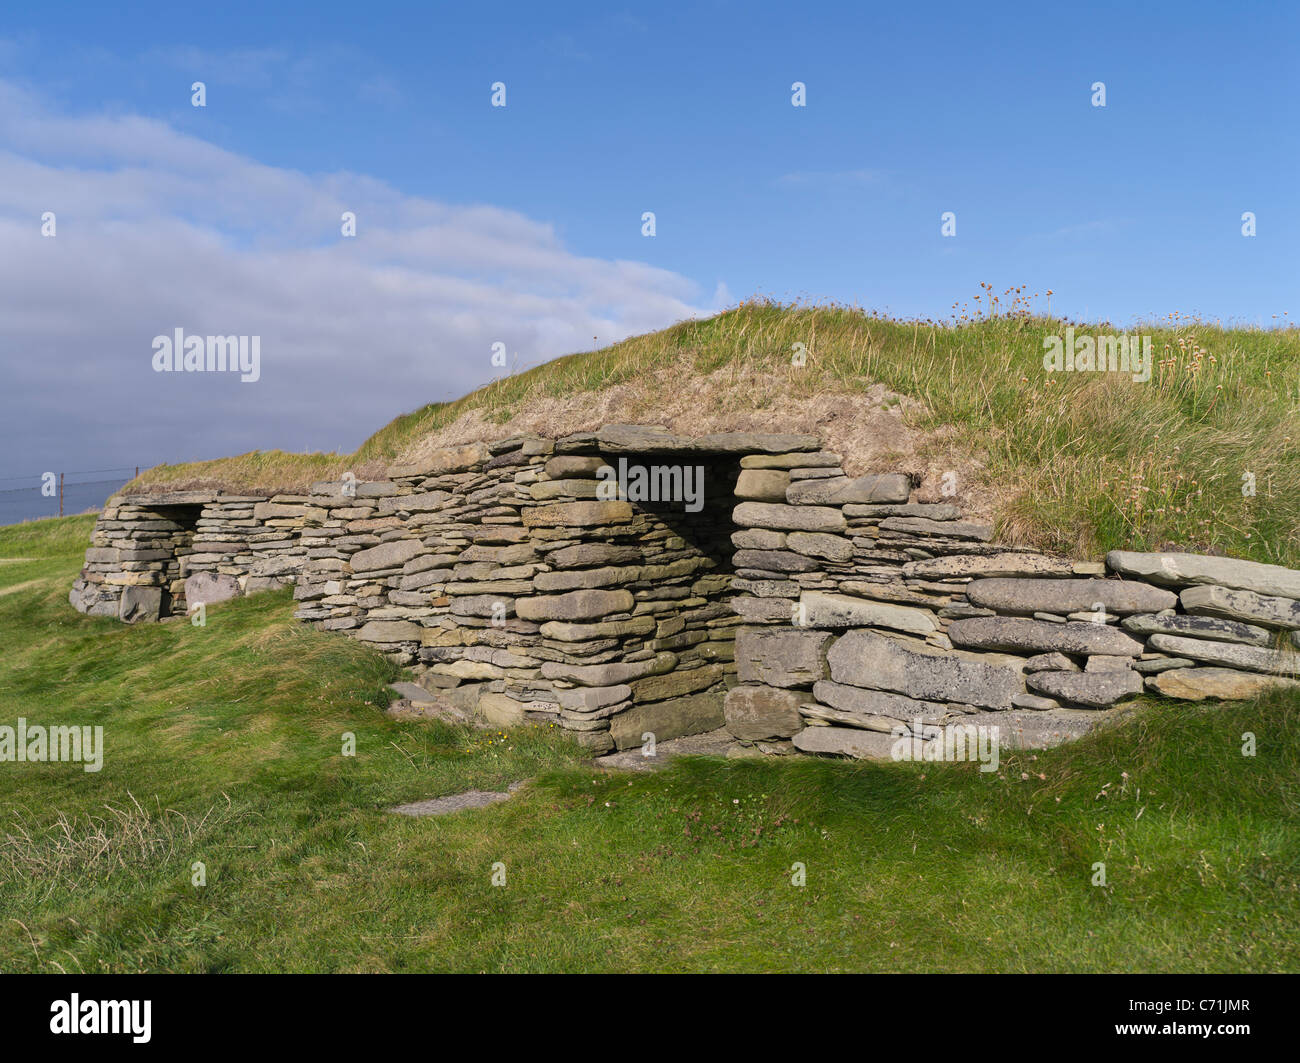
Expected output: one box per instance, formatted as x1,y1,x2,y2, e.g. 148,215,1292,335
129,298,1300,567
1,514,1298,972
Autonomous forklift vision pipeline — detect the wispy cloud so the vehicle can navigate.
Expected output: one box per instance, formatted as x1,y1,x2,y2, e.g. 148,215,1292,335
142,45,289,90
1032,218,1123,242
0,79,711,468
358,74,403,108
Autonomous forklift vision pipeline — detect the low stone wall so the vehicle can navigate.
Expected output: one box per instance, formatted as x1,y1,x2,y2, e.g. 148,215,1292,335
69,491,305,621
722,464,1300,756
70,424,1300,759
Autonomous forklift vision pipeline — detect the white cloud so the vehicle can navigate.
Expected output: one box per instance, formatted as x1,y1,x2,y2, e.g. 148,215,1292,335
0,80,713,470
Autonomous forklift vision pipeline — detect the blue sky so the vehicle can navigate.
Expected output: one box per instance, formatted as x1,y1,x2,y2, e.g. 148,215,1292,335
0,1,1296,508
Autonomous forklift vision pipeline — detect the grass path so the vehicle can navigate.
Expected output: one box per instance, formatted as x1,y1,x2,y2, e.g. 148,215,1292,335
1,515,1297,972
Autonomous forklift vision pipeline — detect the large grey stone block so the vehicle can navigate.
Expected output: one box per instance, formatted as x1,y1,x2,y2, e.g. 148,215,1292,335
350,539,425,574
1121,611,1274,646
792,725,898,759
184,572,241,608
609,690,726,749
736,627,833,687
119,585,163,623
827,630,1022,711
1025,668,1143,708
724,685,804,740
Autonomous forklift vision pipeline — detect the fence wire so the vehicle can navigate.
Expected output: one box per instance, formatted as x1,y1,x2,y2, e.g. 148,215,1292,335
0,475,135,526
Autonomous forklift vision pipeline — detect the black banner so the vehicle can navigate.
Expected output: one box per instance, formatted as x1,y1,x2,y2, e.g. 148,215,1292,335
0,974,1291,1050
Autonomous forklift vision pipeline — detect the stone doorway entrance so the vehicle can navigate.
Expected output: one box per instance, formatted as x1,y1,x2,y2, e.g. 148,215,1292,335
70,495,207,622
553,425,823,750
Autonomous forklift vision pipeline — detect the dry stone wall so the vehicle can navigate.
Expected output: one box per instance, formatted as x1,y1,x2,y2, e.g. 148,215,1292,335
71,424,1300,760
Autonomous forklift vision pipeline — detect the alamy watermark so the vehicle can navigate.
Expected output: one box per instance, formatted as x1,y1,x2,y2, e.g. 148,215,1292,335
1042,327,1151,383
891,719,1000,773
50,994,150,1043
596,458,704,513
152,328,261,382
0,719,103,772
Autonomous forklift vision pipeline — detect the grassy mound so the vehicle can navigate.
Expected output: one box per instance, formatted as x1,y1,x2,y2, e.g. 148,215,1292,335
126,299,1300,566
2,515,1297,972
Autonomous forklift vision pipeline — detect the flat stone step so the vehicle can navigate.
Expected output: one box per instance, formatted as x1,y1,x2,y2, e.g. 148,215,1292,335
388,681,439,703
389,781,526,817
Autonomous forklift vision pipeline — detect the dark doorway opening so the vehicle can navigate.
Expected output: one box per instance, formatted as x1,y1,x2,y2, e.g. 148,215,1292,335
148,503,204,618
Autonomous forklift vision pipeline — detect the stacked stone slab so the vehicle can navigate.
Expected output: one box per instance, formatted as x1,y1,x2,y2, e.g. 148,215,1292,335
183,494,309,602
71,424,1300,760
284,427,819,752
70,492,211,622
724,456,1300,759
69,488,315,622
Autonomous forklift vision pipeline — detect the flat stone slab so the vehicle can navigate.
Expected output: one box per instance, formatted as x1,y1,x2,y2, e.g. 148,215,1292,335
1107,550,1300,599
117,490,220,505
540,652,677,687
793,725,898,759
351,539,425,574
1026,668,1142,709
879,517,992,541
1145,667,1300,701
786,473,910,505
810,680,953,727
800,590,937,635
1146,633,1300,676
1179,585,1300,630
845,503,961,520
733,501,847,533
389,781,526,817
793,711,1101,759
522,500,633,527
184,572,241,608
735,469,790,502
595,424,820,454
966,577,1177,616
1024,652,1077,673
610,689,726,749
723,685,804,739
741,451,841,469
357,619,423,643
119,585,162,624
1120,611,1274,646
516,588,634,621
733,548,820,573
902,553,1079,580
388,681,440,703
948,616,1143,657
594,728,738,771
957,710,1102,749
828,630,1022,711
